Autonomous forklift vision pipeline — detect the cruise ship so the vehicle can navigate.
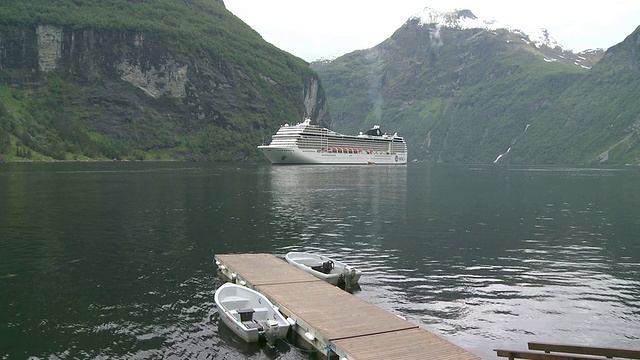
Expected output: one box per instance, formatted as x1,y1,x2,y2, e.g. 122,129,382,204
258,119,407,165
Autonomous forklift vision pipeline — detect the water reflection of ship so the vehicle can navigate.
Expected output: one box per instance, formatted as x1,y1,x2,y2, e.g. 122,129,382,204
268,165,408,244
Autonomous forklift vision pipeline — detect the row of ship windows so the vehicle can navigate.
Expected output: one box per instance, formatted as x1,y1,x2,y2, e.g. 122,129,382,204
302,145,407,153
297,139,404,151
273,133,403,144
324,148,375,154
269,137,407,153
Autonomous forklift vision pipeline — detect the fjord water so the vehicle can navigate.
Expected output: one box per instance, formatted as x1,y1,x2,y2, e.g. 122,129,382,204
1,162,639,359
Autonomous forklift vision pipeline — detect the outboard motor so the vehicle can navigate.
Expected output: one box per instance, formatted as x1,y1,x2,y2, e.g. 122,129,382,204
342,265,357,287
263,320,280,346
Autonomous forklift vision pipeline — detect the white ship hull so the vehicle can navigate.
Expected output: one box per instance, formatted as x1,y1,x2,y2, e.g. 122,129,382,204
258,119,408,165
258,146,407,165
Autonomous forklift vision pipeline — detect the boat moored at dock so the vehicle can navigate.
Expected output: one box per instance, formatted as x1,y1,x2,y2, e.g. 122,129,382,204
214,253,483,360
285,252,362,286
214,282,290,343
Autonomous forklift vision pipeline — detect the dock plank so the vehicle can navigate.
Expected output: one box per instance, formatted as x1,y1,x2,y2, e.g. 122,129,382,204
335,328,481,360
216,253,320,285
259,281,416,340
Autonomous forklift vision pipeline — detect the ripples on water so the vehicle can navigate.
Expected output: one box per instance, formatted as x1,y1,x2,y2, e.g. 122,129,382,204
1,163,639,360
271,165,640,359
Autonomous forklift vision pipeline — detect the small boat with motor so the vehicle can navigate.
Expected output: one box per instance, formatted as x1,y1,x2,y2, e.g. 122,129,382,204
214,282,290,343
284,252,362,286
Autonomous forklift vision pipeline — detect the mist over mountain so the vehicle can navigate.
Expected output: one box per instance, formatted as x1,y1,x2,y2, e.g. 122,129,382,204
312,9,638,164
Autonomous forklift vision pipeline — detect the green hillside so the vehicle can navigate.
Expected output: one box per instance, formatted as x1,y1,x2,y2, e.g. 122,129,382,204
509,27,640,164
313,17,640,165
2,3,637,165
0,0,329,161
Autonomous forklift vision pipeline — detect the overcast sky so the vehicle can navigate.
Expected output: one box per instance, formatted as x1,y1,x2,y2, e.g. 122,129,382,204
224,0,640,62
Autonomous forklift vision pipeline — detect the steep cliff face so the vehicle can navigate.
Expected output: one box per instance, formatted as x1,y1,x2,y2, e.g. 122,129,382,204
0,1,330,161
303,75,331,128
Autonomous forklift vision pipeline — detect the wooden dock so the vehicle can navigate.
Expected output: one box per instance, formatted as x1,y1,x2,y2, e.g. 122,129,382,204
215,253,482,360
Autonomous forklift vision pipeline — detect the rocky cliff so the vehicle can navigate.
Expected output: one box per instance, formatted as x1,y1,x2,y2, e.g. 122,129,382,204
0,0,330,161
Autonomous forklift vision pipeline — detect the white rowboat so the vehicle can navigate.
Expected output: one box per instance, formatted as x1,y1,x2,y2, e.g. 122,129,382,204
285,252,361,286
214,282,290,343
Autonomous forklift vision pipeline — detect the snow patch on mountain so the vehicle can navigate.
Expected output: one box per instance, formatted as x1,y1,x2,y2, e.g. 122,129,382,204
411,7,562,50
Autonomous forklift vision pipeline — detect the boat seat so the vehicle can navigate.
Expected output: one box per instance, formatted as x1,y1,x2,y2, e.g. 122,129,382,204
252,308,269,320
311,260,334,274
221,298,250,309
242,321,263,331
237,308,255,322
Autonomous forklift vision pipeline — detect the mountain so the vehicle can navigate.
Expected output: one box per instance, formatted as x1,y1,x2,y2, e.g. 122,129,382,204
410,7,604,69
312,8,640,164
0,0,329,161
507,25,640,164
